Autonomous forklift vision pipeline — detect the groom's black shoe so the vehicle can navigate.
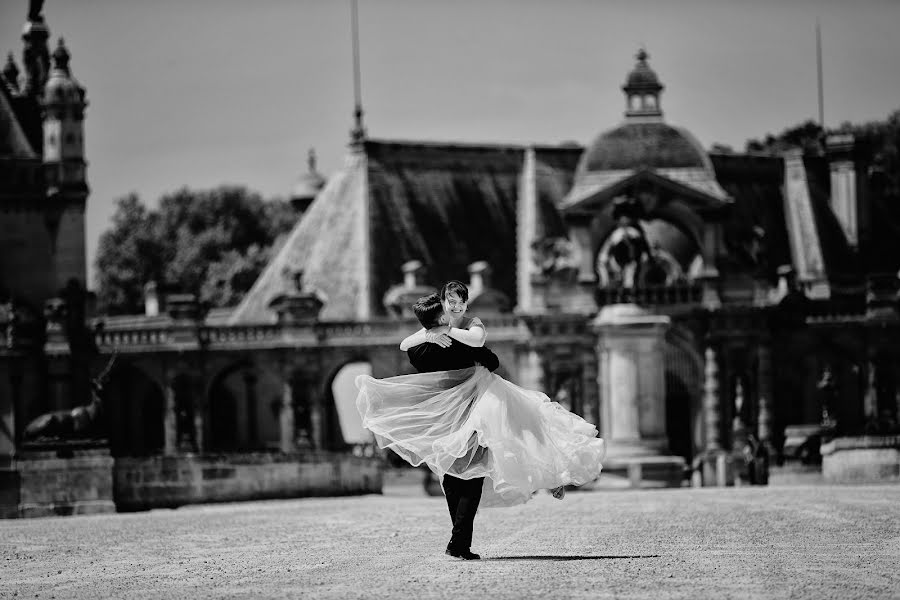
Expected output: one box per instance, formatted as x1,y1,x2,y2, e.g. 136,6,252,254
446,547,481,560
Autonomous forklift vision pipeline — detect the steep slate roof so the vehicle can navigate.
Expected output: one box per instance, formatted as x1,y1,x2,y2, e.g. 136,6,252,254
801,155,860,287
232,136,860,323
710,153,858,292
365,140,523,315
0,88,37,159
229,152,369,323
711,154,793,282
533,145,581,238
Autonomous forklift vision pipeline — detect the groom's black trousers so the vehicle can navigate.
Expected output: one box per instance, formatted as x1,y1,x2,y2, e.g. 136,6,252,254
442,474,484,552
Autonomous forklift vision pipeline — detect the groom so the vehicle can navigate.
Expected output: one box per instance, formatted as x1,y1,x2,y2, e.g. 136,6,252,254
407,293,499,561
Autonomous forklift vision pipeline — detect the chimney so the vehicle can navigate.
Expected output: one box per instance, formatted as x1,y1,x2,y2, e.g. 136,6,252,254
825,133,857,248
144,281,159,317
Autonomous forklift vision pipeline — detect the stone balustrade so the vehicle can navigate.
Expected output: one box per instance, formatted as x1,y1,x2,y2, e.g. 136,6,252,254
89,314,527,355
595,283,702,307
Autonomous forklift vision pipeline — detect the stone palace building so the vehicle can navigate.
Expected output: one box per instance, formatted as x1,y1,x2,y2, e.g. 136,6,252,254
1,3,898,516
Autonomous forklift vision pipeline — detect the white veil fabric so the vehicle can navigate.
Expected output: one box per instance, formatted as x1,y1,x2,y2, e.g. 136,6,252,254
356,366,606,508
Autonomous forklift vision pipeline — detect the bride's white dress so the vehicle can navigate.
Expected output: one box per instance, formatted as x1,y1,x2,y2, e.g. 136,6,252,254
356,366,605,507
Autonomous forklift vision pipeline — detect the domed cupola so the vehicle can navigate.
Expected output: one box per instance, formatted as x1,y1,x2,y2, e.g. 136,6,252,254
623,48,664,121
42,37,87,187
290,148,327,213
575,50,713,176
561,48,731,266
44,38,84,112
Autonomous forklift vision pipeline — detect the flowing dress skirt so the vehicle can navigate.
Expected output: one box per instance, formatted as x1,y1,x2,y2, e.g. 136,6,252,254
356,366,605,507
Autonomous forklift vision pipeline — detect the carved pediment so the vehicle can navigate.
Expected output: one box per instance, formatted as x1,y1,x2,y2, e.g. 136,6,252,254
562,168,731,218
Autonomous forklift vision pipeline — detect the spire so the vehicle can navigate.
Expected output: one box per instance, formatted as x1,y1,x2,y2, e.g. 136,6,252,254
622,48,664,122
290,147,326,211
51,37,70,74
21,0,50,97
2,53,20,93
349,0,366,147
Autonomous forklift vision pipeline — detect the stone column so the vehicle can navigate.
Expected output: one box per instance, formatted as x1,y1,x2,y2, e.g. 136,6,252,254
701,344,731,486
192,378,206,454
864,358,878,421
594,305,670,457
519,343,545,395
757,343,774,456
591,304,684,488
581,344,600,427
703,345,722,452
163,374,177,456
280,368,295,454
243,372,258,449
309,380,324,451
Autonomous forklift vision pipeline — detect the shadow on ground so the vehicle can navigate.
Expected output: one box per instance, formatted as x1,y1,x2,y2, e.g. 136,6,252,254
485,554,661,561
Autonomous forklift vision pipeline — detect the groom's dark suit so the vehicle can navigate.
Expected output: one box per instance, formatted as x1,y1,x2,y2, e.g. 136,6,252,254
407,340,499,556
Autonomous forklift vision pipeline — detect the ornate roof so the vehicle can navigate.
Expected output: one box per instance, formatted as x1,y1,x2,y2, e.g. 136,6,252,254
0,87,37,158
229,151,370,323
579,122,712,173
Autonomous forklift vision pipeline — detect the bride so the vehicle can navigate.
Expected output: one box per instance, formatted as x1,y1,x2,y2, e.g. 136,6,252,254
356,281,605,508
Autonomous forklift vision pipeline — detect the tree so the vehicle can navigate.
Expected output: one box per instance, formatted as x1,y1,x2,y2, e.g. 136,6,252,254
741,110,899,202
95,186,296,315
744,120,825,155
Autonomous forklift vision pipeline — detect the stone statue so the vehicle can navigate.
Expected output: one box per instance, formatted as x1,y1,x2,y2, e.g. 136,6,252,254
597,197,651,289
28,0,45,22
531,236,579,282
23,353,117,444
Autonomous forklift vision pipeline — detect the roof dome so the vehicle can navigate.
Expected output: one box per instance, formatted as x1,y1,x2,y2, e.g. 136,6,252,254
578,121,712,173
43,38,83,106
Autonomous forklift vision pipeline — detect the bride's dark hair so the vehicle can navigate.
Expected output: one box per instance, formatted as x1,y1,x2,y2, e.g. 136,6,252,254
440,280,469,302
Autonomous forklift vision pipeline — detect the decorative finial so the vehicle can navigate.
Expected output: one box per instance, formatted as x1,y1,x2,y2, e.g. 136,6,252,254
349,0,366,146
3,53,19,88
307,148,317,172
636,47,648,63
52,37,70,73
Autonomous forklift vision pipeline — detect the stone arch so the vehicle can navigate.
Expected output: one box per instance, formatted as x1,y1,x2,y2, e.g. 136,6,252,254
320,354,373,452
664,326,703,460
104,360,164,457
207,357,282,452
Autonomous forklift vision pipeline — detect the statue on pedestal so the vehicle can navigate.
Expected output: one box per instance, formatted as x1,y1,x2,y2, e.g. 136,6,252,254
23,353,116,445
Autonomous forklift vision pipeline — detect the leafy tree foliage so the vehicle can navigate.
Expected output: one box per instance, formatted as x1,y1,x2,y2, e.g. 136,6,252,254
95,186,296,315
743,109,899,201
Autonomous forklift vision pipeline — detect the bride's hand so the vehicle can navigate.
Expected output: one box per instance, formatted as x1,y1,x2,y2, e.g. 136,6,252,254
425,327,452,348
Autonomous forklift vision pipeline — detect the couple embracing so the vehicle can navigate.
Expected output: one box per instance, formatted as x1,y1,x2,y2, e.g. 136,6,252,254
356,280,605,560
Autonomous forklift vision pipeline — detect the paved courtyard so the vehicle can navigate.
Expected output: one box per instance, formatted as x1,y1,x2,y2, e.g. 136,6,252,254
1,481,898,599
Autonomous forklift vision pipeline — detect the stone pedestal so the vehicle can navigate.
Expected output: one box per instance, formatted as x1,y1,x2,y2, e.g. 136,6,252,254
592,304,685,488
0,446,116,518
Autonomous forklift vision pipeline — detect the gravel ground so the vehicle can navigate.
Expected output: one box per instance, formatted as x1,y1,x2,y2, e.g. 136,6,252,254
1,483,898,600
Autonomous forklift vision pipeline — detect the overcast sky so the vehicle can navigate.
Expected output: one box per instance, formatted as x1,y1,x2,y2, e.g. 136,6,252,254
2,0,899,288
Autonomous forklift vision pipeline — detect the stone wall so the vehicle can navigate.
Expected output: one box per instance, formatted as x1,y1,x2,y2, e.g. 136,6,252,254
1,448,116,518
821,436,900,483
113,452,382,512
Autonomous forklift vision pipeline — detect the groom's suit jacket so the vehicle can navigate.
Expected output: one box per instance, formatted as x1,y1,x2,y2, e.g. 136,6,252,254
407,339,500,374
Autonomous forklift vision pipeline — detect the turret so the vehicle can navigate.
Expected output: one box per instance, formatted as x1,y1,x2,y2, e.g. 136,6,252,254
43,38,87,193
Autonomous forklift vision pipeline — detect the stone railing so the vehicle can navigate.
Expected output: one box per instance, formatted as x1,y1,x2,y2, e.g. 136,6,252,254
198,324,285,345
94,327,174,348
595,283,702,307
90,313,530,355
